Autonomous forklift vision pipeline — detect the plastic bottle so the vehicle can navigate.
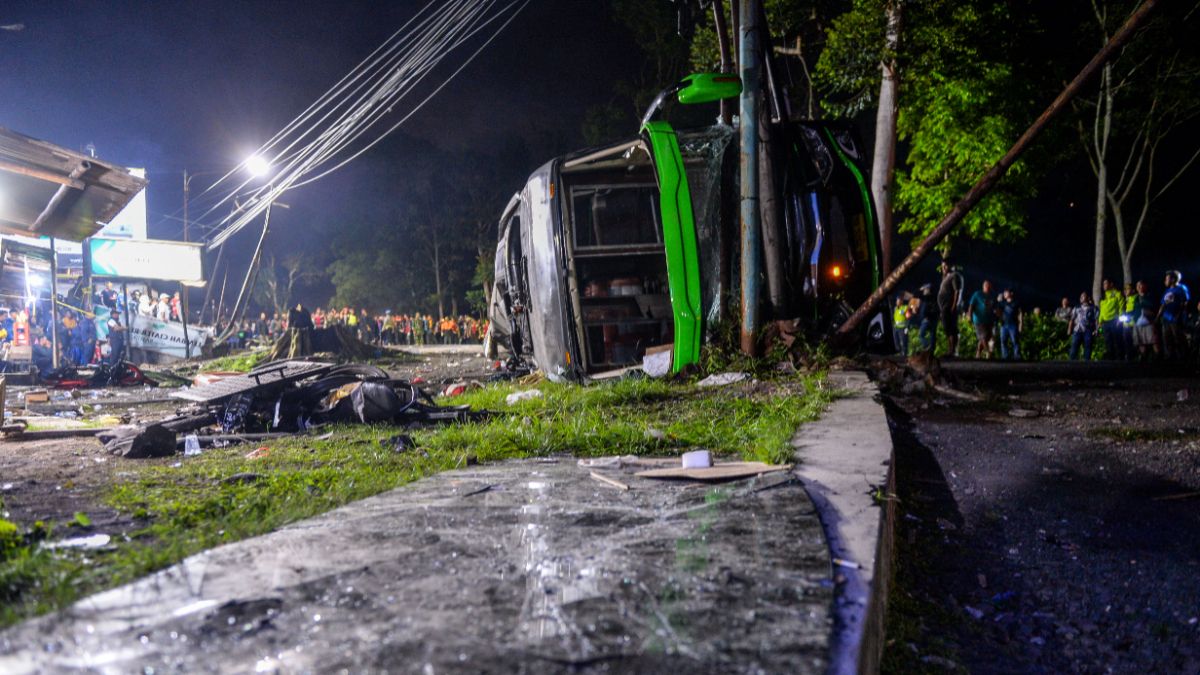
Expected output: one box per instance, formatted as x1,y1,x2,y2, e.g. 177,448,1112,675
184,434,201,457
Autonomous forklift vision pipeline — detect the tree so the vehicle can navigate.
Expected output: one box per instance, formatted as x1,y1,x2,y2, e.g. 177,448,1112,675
817,0,1040,255
255,252,316,316
582,0,693,145
1076,0,1200,293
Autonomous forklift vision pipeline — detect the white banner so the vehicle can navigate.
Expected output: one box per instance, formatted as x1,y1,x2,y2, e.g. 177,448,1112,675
127,314,211,360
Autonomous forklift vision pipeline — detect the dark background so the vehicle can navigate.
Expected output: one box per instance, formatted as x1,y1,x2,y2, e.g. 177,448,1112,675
1,0,1196,312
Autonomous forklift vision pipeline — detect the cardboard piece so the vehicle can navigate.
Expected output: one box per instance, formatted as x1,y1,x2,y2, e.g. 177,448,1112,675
635,461,792,482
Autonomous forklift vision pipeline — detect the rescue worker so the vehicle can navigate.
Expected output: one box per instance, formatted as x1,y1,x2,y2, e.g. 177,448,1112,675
1098,279,1124,360
892,296,911,356
1121,283,1137,361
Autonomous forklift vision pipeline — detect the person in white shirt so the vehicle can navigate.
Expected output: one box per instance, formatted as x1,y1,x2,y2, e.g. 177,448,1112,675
155,295,171,321
137,291,152,316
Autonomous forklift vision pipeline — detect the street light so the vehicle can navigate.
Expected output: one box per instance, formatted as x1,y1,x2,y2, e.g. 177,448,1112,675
183,156,272,243
181,155,271,329
244,154,271,178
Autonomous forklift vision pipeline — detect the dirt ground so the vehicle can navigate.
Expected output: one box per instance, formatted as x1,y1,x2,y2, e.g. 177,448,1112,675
0,348,493,535
880,361,1200,674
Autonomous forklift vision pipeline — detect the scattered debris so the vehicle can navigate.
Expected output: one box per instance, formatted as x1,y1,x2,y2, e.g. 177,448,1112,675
44,534,112,550
244,447,270,459
832,557,861,570
1177,389,1190,402
635,461,791,482
641,344,673,378
380,434,417,453
681,449,712,469
84,361,489,460
219,472,264,486
100,424,176,459
589,471,630,491
183,434,202,457
505,389,543,406
696,372,749,388
1008,408,1041,419
576,455,641,469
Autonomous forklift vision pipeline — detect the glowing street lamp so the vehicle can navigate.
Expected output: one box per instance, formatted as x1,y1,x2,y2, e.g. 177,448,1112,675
244,154,271,178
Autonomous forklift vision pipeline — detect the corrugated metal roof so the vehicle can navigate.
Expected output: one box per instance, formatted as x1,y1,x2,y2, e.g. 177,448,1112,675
0,127,148,242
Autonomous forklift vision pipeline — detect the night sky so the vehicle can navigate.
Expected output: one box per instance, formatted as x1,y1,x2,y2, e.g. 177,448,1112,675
1,0,1196,311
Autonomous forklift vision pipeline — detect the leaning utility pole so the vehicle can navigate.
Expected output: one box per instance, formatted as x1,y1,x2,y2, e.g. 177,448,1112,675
738,0,762,356
837,0,1159,339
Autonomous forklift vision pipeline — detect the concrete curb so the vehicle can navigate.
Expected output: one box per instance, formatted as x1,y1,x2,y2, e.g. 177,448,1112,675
793,370,896,675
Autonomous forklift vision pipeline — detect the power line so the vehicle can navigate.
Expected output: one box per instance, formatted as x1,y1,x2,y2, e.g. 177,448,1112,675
201,0,530,249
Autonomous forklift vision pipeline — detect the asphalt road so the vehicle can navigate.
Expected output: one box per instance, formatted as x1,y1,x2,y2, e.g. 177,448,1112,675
881,361,1200,673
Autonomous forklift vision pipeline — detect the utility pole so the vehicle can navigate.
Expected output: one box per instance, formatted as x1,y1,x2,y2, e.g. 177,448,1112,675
738,0,762,356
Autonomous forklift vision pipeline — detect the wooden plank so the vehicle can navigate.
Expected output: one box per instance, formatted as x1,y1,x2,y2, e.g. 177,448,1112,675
2,427,113,441
634,461,792,481
0,160,85,189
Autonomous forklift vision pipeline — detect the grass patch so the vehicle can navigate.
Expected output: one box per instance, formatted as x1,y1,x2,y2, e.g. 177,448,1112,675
0,373,832,628
1091,427,1199,442
198,349,272,373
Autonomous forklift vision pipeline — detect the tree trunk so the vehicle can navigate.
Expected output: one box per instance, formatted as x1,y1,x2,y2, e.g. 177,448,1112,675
870,1,902,277
759,111,788,315
1091,63,1113,303
1111,202,1132,286
1092,159,1107,301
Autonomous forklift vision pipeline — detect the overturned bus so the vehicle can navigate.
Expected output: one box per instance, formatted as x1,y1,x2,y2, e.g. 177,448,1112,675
488,74,882,382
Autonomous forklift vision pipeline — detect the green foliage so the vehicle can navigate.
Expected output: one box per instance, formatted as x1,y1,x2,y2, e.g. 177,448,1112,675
901,313,1107,361
0,374,832,628
0,519,20,561
817,0,1040,252
70,512,91,528
202,348,271,373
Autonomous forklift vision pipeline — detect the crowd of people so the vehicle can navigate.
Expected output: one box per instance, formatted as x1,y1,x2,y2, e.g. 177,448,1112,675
893,260,1197,362
96,281,183,323
221,306,489,349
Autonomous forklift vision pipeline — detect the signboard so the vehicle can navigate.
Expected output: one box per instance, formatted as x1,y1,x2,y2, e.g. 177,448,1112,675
127,314,211,360
87,237,203,282
98,168,148,240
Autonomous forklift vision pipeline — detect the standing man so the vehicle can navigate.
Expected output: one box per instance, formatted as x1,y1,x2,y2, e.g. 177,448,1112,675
100,281,119,311
917,284,938,353
1121,283,1137,361
1098,279,1124,360
1068,292,1099,361
892,295,911,356
937,259,964,357
968,280,998,359
997,288,1023,360
1158,271,1189,360
1054,297,1072,322
106,315,126,365
1131,280,1160,361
